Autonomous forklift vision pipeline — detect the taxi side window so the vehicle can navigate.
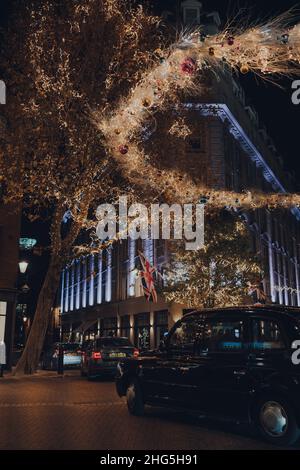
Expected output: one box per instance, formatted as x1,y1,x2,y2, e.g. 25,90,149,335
202,319,244,352
250,319,285,351
169,316,203,352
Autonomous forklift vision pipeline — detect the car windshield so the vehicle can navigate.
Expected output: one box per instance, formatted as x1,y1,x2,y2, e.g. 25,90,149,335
62,343,80,351
96,338,132,348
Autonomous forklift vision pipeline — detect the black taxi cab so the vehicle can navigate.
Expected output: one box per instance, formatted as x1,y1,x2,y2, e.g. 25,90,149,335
116,306,300,446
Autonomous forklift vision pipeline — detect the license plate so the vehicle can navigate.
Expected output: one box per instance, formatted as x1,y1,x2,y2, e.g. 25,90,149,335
109,352,126,358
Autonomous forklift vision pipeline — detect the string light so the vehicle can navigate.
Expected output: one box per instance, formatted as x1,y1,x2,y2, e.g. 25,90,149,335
92,10,300,210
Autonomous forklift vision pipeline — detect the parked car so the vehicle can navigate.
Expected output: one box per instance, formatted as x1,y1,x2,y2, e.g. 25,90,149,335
116,305,300,446
42,342,82,370
81,336,139,379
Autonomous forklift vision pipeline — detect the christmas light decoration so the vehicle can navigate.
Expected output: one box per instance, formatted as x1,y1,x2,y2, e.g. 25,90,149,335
92,9,300,211
2,1,300,374
163,213,262,308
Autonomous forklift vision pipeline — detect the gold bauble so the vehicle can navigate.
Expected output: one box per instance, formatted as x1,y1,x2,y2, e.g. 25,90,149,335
142,98,152,107
240,64,250,74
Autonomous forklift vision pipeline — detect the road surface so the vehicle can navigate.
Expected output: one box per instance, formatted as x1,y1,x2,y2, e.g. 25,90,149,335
0,371,297,450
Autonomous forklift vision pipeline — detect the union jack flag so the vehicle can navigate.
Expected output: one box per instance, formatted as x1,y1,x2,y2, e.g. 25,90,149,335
138,251,159,303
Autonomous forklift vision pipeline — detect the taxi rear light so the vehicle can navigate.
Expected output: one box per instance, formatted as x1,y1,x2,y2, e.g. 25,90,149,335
92,351,102,360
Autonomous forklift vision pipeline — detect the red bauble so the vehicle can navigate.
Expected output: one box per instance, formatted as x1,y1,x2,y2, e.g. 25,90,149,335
227,36,235,46
118,144,129,155
181,57,196,75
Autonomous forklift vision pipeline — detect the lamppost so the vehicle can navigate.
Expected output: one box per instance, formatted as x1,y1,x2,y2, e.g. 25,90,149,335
16,261,30,353
18,261,29,274
18,260,30,293
57,312,64,375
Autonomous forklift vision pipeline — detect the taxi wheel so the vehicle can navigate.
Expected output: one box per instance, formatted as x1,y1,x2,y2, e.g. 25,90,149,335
254,395,300,447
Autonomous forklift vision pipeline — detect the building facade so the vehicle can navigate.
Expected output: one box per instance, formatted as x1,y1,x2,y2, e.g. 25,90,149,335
0,203,21,368
59,2,300,348
59,76,300,347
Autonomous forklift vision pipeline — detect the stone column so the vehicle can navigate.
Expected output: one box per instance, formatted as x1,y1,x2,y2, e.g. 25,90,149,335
75,259,80,310
70,262,75,311
105,247,112,302
150,310,155,350
89,254,94,306
282,254,289,305
267,212,276,303
82,258,87,308
64,267,69,313
97,252,102,304
293,239,300,306
128,238,136,297
60,269,65,313
117,315,121,337
129,314,135,345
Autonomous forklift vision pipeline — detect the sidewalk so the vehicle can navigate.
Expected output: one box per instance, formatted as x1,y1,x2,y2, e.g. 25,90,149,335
1,369,81,381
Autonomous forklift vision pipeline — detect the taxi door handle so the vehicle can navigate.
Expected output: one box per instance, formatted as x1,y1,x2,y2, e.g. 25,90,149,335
233,370,246,376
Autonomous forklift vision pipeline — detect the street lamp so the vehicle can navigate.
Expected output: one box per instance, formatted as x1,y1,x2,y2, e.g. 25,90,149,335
18,261,29,274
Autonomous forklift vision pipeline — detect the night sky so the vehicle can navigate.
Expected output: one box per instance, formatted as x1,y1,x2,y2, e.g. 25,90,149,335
0,0,300,183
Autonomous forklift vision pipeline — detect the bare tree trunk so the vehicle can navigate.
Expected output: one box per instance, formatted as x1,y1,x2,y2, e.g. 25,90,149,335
14,254,63,375
14,195,91,375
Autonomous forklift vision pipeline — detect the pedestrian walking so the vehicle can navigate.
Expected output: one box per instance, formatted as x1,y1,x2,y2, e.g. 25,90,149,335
0,340,6,377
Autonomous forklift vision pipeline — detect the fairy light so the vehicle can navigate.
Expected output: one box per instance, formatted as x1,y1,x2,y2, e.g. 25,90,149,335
92,10,300,211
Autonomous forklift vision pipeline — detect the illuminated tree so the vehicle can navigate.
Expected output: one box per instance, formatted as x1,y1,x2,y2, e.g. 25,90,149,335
163,211,262,308
0,0,162,374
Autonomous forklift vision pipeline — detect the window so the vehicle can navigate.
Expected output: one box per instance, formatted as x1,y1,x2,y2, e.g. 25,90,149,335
169,315,202,352
102,317,117,337
154,310,169,348
134,313,150,350
185,8,199,24
203,318,244,352
182,1,201,25
120,315,131,339
186,137,201,154
251,319,285,350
